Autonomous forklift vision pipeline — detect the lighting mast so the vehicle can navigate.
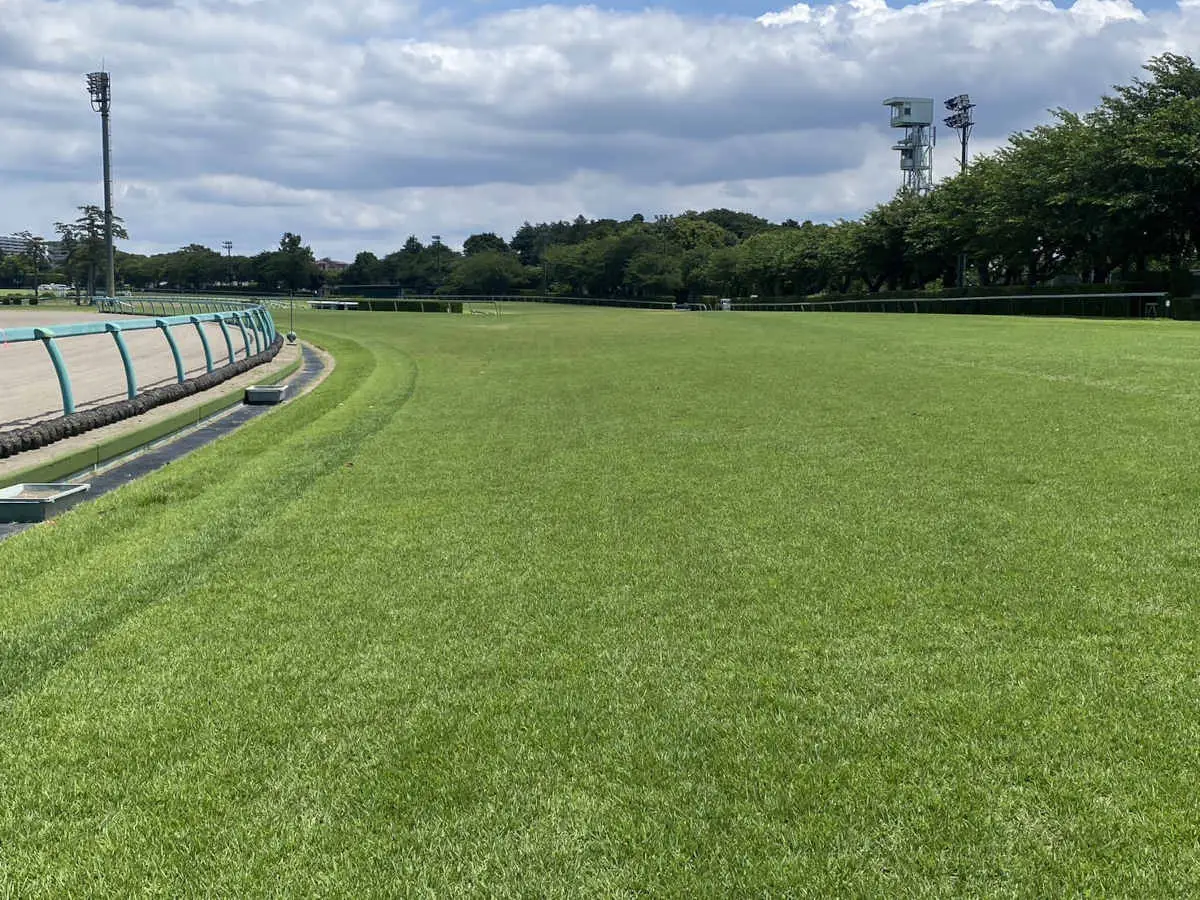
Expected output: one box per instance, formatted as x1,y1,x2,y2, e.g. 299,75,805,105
86,70,116,300
943,94,976,288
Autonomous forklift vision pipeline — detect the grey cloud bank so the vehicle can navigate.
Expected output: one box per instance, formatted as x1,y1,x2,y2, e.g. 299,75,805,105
0,0,1186,259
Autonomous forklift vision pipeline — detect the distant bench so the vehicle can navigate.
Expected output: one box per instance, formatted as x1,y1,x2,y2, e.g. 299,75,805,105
308,300,359,311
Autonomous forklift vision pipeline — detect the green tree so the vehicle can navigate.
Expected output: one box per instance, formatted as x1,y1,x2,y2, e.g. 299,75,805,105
442,251,527,295
341,251,386,285
0,250,28,289
265,233,320,292
853,192,927,291
55,205,129,299
462,232,509,256
161,244,224,290
624,251,683,297
16,232,48,301
694,208,772,240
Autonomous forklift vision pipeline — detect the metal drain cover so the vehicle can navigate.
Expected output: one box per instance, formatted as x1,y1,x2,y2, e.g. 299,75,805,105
245,384,289,405
0,483,91,523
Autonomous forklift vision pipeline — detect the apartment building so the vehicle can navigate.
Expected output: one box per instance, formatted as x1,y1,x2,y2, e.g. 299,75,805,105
0,234,68,263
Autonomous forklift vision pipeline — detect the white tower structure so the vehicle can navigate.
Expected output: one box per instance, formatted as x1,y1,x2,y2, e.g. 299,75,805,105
883,97,934,194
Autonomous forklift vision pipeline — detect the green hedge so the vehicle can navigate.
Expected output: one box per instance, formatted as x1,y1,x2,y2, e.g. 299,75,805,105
519,297,673,309
1166,297,1200,320
351,300,464,313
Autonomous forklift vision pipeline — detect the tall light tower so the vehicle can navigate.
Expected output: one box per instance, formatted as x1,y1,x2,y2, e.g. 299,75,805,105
222,240,234,285
944,94,976,287
86,70,116,299
943,94,975,174
883,97,935,194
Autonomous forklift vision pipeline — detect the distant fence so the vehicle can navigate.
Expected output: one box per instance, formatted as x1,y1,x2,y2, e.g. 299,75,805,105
327,292,672,311
319,298,462,313
733,292,1171,318
0,297,280,459
101,296,264,316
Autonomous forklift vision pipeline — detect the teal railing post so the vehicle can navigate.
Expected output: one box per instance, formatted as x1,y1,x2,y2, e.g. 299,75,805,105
34,328,75,415
252,307,273,344
246,308,262,348
216,316,236,365
105,322,138,399
234,314,252,358
250,307,266,344
244,312,262,354
189,316,214,373
156,319,186,383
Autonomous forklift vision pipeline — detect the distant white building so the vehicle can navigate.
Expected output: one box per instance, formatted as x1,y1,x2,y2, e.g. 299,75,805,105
0,234,29,256
0,234,67,263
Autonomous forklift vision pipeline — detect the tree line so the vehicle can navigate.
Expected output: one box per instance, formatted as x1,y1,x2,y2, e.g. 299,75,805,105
3,53,1197,301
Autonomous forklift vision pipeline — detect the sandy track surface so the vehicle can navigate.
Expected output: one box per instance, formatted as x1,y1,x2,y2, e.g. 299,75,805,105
0,309,261,430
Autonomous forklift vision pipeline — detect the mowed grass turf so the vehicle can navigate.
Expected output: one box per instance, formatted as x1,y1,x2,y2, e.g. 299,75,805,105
2,305,1200,894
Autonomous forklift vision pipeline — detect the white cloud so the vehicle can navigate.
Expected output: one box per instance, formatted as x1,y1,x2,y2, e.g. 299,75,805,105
0,0,1192,258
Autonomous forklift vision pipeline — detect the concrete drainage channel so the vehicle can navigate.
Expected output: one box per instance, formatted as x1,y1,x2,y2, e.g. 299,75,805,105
0,345,326,542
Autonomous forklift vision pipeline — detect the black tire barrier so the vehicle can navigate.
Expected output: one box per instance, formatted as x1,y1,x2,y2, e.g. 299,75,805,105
0,334,284,461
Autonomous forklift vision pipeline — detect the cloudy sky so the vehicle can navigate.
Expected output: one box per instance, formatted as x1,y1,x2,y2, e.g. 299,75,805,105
0,0,1190,258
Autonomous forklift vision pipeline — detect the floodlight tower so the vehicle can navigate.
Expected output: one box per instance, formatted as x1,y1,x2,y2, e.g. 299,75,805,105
943,94,976,287
86,70,116,300
222,240,234,285
883,97,935,194
943,94,975,174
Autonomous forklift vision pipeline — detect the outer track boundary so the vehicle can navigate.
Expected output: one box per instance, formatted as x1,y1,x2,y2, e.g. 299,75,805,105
0,345,308,491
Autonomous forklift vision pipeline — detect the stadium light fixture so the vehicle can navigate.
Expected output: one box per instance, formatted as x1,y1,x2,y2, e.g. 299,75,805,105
85,72,116,301
86,70,116,301
942,94,975,174
942,94,976,289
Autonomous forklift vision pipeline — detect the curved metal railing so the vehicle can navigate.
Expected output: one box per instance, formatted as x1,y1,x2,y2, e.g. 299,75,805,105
98,296,270,316
2,297,276,418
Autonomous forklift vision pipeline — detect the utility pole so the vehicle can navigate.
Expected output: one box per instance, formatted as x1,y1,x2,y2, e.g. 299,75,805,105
943,94,976,289
539,232,549,295
222,240,234,285
87,70,116,299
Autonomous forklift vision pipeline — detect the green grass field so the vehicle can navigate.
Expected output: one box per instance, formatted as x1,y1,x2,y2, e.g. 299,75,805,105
3,305,1200,895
